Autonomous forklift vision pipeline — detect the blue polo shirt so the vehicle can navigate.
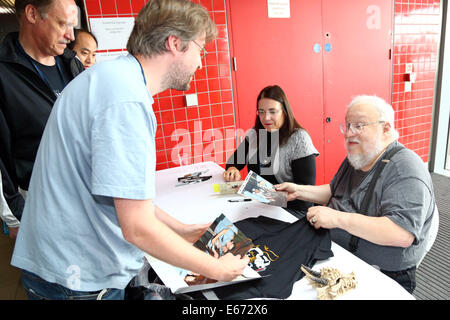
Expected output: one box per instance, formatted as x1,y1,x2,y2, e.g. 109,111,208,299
12,54,157,291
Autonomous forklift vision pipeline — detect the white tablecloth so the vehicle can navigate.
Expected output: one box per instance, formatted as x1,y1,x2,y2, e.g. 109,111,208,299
152,161,414,300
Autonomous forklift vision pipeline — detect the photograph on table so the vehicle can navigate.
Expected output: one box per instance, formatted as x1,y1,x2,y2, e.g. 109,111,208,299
185,213,254,285
237,170,288,207
194,213,254,259
146,214,260,294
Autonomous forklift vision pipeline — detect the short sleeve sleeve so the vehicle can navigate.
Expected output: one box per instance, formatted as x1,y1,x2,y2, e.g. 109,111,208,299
289,129,319,160
91,102,157,200
381,177,433,244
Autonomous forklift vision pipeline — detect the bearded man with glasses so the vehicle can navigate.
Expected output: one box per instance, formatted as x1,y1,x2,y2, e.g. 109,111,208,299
12,0,248,300
276,95,437,294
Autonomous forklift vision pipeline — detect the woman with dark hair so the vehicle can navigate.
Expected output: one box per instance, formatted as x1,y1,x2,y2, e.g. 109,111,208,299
224,85,319,213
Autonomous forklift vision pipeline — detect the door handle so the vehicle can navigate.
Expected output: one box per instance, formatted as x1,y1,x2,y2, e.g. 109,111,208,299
326,117,331,123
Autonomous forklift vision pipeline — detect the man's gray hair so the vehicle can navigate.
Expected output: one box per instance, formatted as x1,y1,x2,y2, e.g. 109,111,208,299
348,95,399,140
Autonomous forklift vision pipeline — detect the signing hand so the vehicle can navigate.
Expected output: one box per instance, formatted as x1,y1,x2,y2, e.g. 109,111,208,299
216,253,250,282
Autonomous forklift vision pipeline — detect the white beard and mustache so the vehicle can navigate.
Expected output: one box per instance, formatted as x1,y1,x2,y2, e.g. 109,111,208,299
345,134,385,170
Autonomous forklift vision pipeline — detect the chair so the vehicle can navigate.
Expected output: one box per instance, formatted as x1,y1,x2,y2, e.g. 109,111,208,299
417,204,439,267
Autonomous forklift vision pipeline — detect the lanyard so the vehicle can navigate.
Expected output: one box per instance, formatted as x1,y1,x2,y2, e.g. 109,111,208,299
16,39,67,96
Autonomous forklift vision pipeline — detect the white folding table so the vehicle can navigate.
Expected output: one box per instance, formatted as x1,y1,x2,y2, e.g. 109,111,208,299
148,161,414,300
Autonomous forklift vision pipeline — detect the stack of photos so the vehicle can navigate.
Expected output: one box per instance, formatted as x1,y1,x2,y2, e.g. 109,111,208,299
175,169,211,187
237,170,288,207
146,214,261,293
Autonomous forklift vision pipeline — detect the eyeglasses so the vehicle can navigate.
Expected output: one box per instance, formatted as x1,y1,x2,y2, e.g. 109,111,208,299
339,121,385,134
257,109,282,117
192,40,208,59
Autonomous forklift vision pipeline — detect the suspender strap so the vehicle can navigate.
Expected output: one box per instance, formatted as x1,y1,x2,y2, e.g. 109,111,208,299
348,145,404,253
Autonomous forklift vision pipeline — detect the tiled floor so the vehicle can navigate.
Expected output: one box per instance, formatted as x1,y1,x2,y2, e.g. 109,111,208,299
0,234,27,300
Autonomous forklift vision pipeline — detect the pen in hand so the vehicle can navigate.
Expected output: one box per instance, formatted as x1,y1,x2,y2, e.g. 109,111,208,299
228,199,252,202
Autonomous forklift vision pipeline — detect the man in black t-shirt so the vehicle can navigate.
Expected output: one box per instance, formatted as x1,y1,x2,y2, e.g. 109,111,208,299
0,0,84,237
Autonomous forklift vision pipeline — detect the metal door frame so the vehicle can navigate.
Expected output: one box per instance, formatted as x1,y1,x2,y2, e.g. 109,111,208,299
430,0,450,177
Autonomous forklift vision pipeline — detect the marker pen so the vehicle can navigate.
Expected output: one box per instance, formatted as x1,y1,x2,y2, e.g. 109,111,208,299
228,199,252,202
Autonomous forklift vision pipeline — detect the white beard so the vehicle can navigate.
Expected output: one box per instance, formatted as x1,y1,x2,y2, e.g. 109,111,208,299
346,135,385,170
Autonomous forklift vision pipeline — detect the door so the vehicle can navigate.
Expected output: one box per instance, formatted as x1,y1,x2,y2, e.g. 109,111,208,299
321,0,393,179
227,0,325,183
227,0,393,184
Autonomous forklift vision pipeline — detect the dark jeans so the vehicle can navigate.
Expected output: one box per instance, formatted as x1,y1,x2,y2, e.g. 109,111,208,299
380,266,416,294
20,269,125,300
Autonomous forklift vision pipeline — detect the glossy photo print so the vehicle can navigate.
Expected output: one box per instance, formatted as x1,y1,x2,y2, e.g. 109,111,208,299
238,171,288,207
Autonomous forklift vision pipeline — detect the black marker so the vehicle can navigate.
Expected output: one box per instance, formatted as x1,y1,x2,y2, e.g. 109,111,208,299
228,199,252,202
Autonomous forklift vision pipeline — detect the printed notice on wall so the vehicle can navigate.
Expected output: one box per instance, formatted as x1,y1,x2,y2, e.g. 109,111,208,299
268,0,290,18
95,51,128,64
89,17,135,51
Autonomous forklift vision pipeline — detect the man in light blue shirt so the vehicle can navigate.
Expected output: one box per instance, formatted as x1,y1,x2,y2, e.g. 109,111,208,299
12,0,248,300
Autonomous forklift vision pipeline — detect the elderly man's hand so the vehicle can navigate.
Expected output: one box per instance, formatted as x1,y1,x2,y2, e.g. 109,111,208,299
274,182,299,201
306,206,341,229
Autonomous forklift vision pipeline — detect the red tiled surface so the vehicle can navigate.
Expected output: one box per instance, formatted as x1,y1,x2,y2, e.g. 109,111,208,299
84,0,235,170
84,0,442,170
84,0,101,15
392,0,441,163
98,0,117,15
116,0,132,14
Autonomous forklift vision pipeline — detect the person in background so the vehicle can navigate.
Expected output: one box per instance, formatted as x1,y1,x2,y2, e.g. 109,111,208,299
0,163,19,239
224,85,319,213
276,95,436,293
12,0,248,300
68,29,97,68
0,0,84,231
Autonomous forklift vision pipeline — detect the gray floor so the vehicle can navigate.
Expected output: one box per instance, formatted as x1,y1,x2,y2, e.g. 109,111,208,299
413,173,450,300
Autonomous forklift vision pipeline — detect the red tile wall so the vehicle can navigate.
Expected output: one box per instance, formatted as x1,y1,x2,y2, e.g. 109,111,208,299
84,0,442,171
392,0,441,163
84,0,235,171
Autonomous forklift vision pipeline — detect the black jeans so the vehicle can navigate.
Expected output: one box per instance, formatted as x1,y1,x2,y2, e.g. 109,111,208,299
380,266,416,294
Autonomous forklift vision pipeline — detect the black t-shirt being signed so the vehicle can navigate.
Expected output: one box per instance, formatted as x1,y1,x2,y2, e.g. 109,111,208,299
214,216,333,299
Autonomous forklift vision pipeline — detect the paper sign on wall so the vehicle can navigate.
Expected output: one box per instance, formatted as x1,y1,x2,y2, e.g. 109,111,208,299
95,51,128,64
89,17,135,51
268,0,290,18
